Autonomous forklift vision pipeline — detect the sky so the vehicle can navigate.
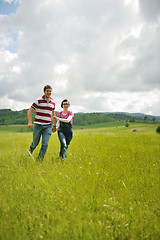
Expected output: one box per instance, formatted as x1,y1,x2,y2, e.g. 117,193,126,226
0,0,160,115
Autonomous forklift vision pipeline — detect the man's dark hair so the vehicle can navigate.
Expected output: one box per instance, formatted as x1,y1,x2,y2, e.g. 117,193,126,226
61,99,70,108
44,85,52,92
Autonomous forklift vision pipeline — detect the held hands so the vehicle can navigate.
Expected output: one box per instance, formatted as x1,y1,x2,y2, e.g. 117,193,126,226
52,115,57,133
52,126,56,133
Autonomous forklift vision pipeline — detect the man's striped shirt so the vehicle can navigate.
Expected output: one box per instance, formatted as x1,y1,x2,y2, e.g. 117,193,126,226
31,95,55,125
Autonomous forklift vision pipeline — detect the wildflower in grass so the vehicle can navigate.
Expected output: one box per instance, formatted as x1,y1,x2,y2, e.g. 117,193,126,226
122,181,126,188
105,226,111,229
65,175,71,181
103,204,110,208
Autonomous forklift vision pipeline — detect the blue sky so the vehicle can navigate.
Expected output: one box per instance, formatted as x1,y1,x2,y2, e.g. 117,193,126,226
0,0,19,15
0,0,19,52
0,0,160,115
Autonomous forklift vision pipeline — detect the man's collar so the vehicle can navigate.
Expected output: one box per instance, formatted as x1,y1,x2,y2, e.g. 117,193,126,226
42,95,53,102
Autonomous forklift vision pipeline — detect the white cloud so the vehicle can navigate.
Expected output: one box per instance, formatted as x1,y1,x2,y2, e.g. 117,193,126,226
54,64,68,74
3,0,14,3
0,0,160,115
10,65,21,73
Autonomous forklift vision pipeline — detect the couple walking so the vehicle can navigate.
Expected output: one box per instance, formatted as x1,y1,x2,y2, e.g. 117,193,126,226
27,85,74,162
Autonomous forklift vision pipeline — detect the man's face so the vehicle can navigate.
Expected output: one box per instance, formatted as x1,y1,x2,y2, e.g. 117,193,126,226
44,88,52,99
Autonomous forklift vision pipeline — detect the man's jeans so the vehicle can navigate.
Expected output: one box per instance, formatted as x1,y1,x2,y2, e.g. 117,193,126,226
58,130,73,159
29,124,52,161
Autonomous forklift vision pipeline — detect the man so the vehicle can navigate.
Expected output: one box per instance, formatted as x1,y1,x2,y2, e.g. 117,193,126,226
27,85,56,161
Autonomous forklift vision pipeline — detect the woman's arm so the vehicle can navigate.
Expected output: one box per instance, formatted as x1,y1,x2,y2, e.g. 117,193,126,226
56,120,60,129
52,111,57,133
56,115,72,123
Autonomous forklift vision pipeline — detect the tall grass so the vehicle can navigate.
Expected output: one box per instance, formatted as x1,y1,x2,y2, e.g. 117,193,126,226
0,124,159,239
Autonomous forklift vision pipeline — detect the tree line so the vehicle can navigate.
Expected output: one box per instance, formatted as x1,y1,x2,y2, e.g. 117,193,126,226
0,109,158,126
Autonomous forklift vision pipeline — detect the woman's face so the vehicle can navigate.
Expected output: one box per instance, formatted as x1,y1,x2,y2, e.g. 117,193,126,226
62,102,69,109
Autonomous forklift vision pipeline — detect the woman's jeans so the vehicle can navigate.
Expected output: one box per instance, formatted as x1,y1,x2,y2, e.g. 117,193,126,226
58,130,73,159
29,124,52,161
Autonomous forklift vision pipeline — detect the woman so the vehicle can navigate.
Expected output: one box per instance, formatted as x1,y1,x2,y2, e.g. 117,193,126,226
56,99,74,160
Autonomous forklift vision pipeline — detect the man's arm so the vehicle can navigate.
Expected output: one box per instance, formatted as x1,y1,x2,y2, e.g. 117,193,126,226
52,111,57,132
27,107,35,129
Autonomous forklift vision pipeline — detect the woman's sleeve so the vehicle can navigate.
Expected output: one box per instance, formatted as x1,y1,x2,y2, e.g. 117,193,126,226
56,120,60,129
56,115,73,123
69,111,74,118
57,112,60,118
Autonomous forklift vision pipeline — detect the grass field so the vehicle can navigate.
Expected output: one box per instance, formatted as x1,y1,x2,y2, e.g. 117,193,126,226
0,124,160,239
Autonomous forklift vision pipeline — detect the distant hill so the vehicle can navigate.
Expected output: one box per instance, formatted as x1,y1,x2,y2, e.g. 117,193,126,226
0,109,35,125
104,112,160,121
0,109,159,126
127,113,160,121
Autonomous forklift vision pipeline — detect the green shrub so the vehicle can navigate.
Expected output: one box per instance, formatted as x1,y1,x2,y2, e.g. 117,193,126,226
156,125,160,134
125,122,129,127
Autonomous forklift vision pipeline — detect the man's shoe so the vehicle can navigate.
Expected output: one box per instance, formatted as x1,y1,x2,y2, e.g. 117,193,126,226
27,149,35,162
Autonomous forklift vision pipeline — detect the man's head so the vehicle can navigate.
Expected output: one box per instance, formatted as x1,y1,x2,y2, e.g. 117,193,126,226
44,85,52,92
44,85,52,100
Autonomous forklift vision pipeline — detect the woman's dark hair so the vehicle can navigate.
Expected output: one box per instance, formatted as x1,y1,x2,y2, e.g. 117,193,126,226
61,99,70,108
44,85,52,92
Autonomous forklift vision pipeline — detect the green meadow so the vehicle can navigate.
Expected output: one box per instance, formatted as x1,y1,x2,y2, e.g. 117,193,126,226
0,124,160,240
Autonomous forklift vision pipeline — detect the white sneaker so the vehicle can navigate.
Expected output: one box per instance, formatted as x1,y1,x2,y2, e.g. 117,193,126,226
27,149,35,162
